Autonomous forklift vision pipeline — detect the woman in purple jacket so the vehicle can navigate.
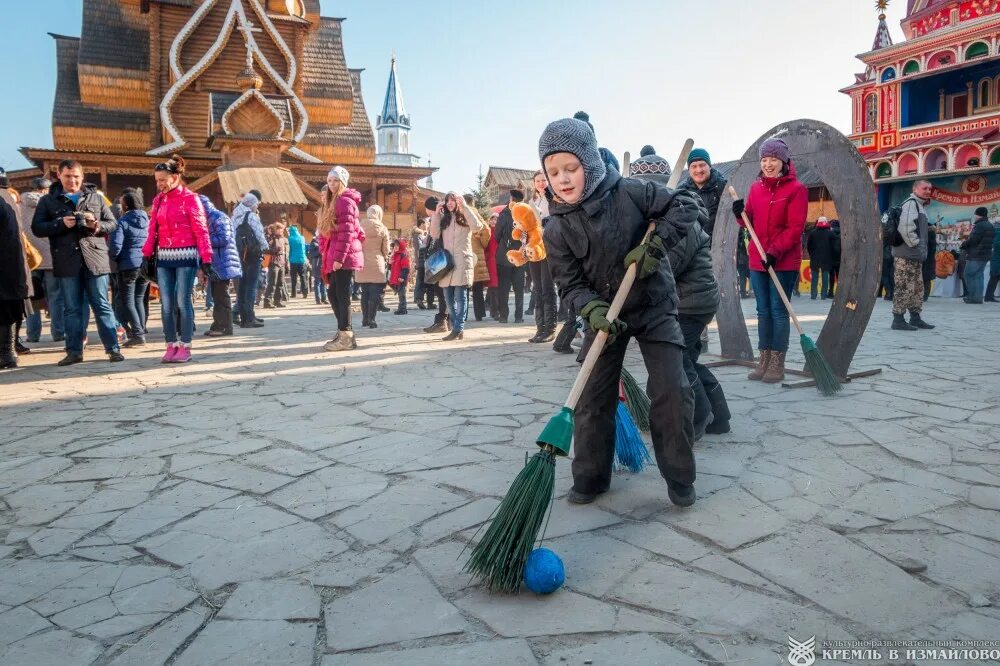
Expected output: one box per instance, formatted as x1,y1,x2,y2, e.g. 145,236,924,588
317,166,365,351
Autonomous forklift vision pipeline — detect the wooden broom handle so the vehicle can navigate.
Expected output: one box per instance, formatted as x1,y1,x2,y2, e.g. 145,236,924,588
564,139,694,410
727,185,805,336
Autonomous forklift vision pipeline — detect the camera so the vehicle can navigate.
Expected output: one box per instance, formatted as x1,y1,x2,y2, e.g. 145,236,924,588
73,211,86,226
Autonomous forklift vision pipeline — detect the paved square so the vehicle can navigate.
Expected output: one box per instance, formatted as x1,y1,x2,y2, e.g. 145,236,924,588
1,296,998,664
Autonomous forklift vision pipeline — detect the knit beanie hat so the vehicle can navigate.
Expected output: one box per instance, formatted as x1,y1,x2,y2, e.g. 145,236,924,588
329,166,350,187
538,118,607,203
241,193,259,209
975,206,989,218
759,137,790,164
640,145,656,157
687,148,711,166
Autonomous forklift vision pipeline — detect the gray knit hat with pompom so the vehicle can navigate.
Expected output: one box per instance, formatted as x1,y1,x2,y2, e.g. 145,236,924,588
538,118,607,203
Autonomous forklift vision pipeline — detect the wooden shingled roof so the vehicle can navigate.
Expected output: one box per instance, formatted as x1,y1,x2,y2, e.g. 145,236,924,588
301,17,353,102
484,167,536,188
79,0,149,71
301,69,374,150
52,35,149,131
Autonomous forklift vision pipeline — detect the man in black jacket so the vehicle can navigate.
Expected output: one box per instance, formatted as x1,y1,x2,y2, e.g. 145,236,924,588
806,217,836,300
541,117,700,508
31,160,123,366
494,189,526,323
634,152,730,438
677,148,726,237
961,206,995,304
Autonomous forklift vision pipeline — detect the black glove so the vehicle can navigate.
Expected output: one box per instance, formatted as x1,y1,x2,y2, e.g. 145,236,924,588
761,253,777,271
201,261,218,281
732,199,745,218
624,235,666,279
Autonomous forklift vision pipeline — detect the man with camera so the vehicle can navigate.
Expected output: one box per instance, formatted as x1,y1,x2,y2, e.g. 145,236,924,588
31,159,124,365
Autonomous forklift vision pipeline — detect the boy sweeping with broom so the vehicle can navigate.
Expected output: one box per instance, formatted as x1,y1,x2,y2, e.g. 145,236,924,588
540,117,703,507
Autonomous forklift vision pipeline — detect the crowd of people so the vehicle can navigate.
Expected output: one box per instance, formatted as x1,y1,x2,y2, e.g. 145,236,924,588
5,113,997,508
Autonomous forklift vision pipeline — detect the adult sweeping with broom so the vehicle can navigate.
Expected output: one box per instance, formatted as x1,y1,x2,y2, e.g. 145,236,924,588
731,138,807,384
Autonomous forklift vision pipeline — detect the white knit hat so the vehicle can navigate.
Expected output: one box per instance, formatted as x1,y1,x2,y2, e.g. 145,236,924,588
329,166,350,187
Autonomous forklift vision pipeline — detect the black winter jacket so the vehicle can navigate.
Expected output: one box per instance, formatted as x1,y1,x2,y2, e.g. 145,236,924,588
0,198,29,302
31,182,117,278
545,172,704,346
961,217,995,261
677,168,727,237
806,226,837,271
668,222,719,315
494,205,516,267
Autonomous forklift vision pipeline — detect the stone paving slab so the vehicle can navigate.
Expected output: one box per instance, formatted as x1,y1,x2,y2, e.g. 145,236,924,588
323,639,537,666
324,566,468,651
732,525,958,631
173,619,316,666
2,296,999,664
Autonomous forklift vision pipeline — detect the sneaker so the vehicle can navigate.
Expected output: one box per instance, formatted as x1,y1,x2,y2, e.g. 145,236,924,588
323,334,342,352
14,341,30,354
57,353,84,367
108,351,125,362
123,337,146,348
161,345,178,363
667,482,696,507
173,346,192,363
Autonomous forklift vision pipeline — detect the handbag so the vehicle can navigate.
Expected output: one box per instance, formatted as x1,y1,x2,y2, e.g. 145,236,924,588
21,233,42,271
423,238,454,285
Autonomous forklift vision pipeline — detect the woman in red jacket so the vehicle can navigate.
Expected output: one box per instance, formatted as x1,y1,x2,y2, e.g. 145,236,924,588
731,138,807,383
318,166,364,352
142,156,213,363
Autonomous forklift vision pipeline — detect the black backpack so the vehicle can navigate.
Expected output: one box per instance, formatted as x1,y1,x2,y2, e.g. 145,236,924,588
235,213,256,263
884,203,905,247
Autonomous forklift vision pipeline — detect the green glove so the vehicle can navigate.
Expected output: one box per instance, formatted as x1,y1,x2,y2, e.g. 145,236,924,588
624,234,666,279
580,299,627,346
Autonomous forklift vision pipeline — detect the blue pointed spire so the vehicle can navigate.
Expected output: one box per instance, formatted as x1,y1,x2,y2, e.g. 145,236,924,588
378,56,408,128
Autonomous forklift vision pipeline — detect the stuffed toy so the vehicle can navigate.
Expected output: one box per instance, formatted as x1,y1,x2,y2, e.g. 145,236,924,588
506,202,547,267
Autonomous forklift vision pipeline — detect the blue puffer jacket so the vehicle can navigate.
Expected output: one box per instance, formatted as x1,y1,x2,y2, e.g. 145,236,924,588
108,209,149,271
200,195,242,280
288,226,307,264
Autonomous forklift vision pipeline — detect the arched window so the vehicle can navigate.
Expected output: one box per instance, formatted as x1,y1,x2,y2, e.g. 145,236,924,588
881,67,897,83
980,79,992,108
864,94,879,132
966,41,989,60
903,60,921,75
925,148,948,171
875,162,893,178
898,153,919,175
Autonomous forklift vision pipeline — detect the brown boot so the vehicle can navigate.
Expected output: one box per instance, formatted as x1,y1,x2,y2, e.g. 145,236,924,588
748,350,771,381
763,351,786,383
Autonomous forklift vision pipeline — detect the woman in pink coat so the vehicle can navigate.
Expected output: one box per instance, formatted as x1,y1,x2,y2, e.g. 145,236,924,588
318,166,365,351
141,155,213,363
731,138,807,383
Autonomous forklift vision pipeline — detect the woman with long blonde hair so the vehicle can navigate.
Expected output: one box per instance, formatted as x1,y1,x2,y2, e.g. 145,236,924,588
317,167,365,351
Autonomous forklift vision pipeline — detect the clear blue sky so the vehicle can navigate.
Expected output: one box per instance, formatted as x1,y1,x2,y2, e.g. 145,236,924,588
0,1,908,193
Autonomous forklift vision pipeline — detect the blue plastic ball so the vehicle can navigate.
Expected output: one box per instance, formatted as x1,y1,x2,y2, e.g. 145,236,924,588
523,547,565,594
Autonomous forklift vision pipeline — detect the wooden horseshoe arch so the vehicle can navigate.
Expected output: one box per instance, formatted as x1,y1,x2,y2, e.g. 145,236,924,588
710,119,880,380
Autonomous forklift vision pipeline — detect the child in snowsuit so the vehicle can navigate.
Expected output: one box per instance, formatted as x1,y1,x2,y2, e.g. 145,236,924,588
389,239,411,314
539,117,701,507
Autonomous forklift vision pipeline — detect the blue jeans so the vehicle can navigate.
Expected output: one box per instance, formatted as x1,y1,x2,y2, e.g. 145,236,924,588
313,273,327,302
26,270,65,341
157,265,198,344
750,270,798,353
115,269,146,339
810,267,830,299
966,260,988,303
444,285,469,332
60,270,119,354
239,258,261,323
